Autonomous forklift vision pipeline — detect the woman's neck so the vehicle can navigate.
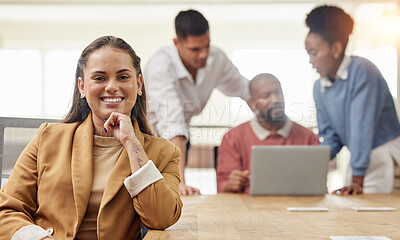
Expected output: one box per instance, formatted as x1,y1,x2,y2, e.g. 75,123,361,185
328,55,344,81
92,115,113,137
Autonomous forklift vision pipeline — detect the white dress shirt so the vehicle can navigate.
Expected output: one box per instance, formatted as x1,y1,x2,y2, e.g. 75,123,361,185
144,45,250,140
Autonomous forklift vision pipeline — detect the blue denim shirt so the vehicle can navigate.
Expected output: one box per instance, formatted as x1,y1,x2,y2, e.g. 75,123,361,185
313,56,400,176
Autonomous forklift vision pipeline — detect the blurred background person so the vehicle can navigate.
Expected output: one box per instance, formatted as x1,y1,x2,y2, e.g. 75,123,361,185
144,9,250,195
305,5,400,195
217,73,319,193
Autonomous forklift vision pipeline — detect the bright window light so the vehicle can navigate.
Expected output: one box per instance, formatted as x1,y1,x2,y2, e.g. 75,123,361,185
0,50,41,117
45,50,80,117
354,46,397,97
232,49,317,127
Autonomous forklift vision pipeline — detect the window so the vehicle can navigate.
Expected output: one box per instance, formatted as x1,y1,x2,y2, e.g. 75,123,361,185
232,49,317,127
45,50,80,117
0,50,41,116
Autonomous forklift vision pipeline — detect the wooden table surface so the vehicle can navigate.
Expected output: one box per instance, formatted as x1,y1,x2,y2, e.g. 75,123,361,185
145,193,400,239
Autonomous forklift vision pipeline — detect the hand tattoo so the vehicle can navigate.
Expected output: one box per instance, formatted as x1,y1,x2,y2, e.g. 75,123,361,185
131,144,143,167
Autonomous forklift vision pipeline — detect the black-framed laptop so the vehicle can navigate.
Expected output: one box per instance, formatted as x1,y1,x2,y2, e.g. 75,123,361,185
249,145,330,195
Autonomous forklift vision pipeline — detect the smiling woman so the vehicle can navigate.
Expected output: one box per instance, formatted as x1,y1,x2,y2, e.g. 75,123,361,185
77,47,143,136
0,36,182,240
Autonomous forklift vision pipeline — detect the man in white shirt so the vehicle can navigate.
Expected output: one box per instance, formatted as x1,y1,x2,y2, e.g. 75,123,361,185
144,9,250,195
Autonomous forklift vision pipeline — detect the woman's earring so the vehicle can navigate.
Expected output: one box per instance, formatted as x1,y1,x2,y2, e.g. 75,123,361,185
334,54,339,59
80,94,85,98
138,90,142,96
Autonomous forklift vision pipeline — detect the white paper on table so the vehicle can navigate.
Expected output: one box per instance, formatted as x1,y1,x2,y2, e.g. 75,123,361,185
286,207,328,212
329,236,391,240
352,207,396,212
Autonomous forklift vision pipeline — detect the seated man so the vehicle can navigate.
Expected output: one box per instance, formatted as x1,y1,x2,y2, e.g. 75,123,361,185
217,73,320,193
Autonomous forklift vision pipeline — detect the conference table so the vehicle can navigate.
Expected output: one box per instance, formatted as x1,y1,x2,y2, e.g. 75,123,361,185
144,193,400,239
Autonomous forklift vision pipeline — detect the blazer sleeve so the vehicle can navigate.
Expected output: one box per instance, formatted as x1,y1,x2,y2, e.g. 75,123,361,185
0,123,48,239
132,146,182,230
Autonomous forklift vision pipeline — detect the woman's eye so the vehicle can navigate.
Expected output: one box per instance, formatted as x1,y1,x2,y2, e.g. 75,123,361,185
94,76,105,81
119,75,130,80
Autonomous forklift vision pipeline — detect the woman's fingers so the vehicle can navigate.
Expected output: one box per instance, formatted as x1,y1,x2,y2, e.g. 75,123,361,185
103,112,136,145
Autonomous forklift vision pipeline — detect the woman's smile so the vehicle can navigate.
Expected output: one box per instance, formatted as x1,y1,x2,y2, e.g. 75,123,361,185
101,96,124,105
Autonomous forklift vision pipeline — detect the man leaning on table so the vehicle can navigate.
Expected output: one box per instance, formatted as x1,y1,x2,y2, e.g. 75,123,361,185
144,9,250,195
217,73,320,193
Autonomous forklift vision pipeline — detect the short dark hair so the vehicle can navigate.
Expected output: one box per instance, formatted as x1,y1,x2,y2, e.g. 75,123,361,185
175,9,209,39
249,73,280,98
305,5,354,48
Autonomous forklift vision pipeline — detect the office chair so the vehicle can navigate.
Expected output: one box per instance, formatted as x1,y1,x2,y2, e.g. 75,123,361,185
0,117,58,187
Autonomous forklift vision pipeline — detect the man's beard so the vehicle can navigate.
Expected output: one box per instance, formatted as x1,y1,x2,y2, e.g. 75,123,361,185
258,103,286,125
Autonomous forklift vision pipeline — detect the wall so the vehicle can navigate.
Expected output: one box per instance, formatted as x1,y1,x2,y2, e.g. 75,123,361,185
0,1,398,127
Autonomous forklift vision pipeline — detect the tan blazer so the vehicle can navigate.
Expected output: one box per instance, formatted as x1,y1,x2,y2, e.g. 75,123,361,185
0,114,182,240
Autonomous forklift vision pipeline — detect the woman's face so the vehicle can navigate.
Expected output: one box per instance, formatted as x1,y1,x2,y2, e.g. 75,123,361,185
78,47,143,123
305,32,338,79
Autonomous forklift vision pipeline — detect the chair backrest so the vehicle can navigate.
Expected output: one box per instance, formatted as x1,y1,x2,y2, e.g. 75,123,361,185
214,145,219,169
0,117,58,188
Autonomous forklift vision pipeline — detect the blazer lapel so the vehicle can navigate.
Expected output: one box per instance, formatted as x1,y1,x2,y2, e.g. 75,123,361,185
71,113,94,232
99,119,145,209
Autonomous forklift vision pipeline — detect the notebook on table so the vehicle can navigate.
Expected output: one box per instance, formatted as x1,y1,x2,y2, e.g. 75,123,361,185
249,145,330,195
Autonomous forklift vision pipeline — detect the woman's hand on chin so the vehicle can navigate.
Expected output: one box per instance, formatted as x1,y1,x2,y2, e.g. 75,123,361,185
104,112,137,145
